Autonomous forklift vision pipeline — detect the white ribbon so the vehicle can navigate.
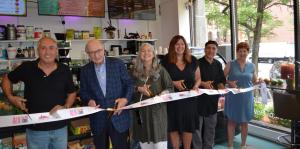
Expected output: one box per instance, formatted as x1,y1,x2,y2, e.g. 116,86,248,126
0,107,104,128
0,84,263,128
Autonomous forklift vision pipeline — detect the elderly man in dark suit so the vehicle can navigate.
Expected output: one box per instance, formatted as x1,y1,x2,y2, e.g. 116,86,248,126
80,39,134,149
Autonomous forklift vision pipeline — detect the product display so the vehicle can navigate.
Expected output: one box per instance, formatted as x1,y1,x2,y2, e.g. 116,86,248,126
16,25,26,40
34,27,43,39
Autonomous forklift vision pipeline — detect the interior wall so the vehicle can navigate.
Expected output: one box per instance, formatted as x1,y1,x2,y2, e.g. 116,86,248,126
159,0,191,48
178,0,190,44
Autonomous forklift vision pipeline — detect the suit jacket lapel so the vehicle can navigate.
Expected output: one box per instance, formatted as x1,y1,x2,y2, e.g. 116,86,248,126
89,63,105,99
105,58,112,97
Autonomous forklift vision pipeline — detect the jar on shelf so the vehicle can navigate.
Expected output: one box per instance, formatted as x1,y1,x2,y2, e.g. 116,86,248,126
7,24,16,40
74,30,80,39
0,25,7,40
148,32,152,39
82,31,90,39
43,30,51,38
16,25,26,40
105,30,115,39
78,31,83,40
26,26,34,40
34,27,43,39
93,26,102,39
66,29,75,40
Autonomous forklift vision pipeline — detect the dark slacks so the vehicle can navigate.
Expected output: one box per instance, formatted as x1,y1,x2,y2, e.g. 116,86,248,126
93,121,129,149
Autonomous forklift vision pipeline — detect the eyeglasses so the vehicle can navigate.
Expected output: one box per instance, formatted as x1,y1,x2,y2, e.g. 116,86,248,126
86,49,104,56
40,45,57,50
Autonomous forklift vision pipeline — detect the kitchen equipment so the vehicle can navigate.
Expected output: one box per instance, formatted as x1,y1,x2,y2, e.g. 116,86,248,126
54,33,66,41
58,41,71,65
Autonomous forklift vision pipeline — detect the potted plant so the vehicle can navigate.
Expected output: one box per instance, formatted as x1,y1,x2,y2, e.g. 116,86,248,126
104,19,116,39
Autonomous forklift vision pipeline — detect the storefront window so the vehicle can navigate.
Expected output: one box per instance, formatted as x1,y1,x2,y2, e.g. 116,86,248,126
203,0,295,129
236,0,294,129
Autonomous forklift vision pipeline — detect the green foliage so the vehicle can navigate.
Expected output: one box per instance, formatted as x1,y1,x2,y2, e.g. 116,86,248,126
265,104,274,117
254,102,265,120
206,0,230,31
265,103,291,128
205,0,290,41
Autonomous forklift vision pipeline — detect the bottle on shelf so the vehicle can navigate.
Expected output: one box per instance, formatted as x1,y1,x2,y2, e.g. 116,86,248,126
7,24,16,40
148,32,152,39
7,44,17,59
16,25,26,40
26,26,34,40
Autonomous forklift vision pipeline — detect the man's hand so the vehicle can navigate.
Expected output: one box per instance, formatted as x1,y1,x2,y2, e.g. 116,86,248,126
114,98,128,115
9,96,28,112
202,81,213,89
192,86,200,93
217,83,225,89
173,80,186,91
88,99,100,108
227,80,238,88
49,105,65,115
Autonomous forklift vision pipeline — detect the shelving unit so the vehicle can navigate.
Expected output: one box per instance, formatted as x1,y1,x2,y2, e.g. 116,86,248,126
68,132,92,142
0,58,36,72
0,39,39,43
0,38,157,43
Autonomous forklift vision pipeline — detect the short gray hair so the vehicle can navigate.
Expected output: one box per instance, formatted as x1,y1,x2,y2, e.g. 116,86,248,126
85,39,104,52
37,37,57,49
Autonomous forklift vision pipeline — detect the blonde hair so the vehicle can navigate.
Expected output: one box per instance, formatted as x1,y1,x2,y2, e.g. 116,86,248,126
132,43,161,81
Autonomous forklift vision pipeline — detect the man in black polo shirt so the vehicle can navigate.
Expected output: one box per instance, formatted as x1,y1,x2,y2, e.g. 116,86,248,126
192,40,226,149
1,37,76,149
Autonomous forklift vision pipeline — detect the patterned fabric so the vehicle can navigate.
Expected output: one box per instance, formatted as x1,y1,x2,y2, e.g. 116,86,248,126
80,57,134,134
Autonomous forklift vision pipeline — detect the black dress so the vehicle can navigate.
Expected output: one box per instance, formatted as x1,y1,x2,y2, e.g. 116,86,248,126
161,55,199,133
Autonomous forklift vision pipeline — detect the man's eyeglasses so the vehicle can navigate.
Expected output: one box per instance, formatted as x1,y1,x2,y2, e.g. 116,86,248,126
40,46,57,50
86,49,104,56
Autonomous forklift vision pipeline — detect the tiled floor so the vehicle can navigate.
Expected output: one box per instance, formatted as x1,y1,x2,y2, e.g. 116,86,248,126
214,134,286,149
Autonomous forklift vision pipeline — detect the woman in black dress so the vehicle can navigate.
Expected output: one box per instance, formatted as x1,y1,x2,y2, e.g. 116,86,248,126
161,35,201,149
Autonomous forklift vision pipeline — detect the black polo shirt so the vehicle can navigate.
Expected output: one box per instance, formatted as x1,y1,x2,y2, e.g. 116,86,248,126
198,57,226,116
8,60,76,131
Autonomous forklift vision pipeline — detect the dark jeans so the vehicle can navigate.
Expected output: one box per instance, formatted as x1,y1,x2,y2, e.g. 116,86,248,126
296,121,300,144
93,121,129,149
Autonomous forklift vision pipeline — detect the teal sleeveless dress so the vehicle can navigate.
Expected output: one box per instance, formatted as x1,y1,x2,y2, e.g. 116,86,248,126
224,60,255,123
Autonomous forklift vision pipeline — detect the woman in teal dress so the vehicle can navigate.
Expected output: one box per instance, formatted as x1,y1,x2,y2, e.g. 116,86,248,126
224,42,260,149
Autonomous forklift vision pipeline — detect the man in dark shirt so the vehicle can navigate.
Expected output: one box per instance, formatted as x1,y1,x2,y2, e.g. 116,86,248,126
193,40,226,149
1,37,76,149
